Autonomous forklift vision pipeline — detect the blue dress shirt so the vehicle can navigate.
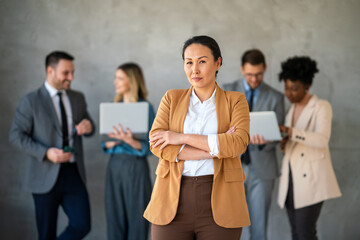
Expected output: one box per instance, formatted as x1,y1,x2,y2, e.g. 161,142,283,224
243,78,263,106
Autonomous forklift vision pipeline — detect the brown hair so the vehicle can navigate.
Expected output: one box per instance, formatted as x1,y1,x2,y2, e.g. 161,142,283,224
241,49,266,67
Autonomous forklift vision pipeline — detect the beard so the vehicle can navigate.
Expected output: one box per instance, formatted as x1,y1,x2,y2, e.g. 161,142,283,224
62,80,71,90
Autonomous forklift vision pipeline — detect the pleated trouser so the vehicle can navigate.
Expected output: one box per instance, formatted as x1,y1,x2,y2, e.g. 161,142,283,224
105,154,152,240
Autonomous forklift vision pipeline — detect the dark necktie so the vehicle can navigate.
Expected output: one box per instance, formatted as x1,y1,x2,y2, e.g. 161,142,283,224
57,92,69,148
241,89,255,165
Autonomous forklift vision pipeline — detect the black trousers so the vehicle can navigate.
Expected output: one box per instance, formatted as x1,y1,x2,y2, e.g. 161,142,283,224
105,154,152,240
285,167,323,240
32,163,91,240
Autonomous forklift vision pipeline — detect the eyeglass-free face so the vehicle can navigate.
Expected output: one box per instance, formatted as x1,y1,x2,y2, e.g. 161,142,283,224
183,43,221,94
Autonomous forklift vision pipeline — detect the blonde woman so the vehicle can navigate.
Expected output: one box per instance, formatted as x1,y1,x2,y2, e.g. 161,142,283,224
102,63,155,240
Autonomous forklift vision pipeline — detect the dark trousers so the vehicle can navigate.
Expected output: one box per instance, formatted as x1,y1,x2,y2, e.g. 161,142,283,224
105,154,152,240
151,175,242,240
32,163,91,240
285,167,323,240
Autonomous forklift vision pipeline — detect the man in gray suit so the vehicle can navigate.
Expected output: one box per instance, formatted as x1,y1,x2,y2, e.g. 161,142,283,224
223,49,284,240
9,51,95,240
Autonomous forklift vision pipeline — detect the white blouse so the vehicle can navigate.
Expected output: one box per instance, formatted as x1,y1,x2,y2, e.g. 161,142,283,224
180,88,219,176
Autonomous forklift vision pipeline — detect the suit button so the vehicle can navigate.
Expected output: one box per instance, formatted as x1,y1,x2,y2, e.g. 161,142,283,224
303,174,307,177
301,153,304,157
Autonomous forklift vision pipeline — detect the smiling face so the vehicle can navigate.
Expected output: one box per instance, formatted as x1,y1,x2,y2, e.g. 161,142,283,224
114,69,131,95
241,63,266,90
183,43,221,92
46,59,74,90
284,79,309,103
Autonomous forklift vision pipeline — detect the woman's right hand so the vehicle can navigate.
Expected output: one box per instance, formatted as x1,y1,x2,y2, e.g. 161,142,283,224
280,136,289,151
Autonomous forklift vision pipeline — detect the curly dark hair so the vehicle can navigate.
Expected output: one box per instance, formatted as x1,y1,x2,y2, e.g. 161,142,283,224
279,56,319,86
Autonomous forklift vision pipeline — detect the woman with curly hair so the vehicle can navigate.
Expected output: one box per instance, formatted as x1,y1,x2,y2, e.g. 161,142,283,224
277,56,341,240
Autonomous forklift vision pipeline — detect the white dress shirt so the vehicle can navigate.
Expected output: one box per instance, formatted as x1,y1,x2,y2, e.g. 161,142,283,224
181,88,219,176
45,81,75,162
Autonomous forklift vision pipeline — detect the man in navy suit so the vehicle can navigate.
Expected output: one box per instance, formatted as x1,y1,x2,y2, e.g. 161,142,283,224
9,51,95,240
223,49,285,240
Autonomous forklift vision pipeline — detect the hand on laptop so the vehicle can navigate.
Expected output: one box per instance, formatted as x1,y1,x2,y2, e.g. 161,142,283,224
108,123,134,143
107,124,142,150
250,134,272,145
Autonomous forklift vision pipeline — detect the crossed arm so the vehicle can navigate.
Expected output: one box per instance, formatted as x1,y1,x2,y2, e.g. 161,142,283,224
150,126,235,160
149,91,249,162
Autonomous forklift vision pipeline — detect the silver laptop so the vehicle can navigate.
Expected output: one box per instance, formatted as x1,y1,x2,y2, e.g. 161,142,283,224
100,102,149,140
250,111,281,141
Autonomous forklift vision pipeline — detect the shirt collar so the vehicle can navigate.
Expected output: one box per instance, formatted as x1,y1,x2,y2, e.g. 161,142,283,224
242,78,263,92
191,87,216,106
45,81,66,98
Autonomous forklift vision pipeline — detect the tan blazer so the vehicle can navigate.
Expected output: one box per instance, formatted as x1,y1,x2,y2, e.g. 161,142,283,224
277,95,341,209
143,84,251,228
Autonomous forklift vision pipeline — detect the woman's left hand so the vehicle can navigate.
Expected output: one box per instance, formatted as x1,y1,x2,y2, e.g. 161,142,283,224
107,123,134,144
279,125,288,133
150,131,183,150
250,134,272,145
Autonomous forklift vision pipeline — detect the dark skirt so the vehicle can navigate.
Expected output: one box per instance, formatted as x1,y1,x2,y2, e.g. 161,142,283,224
105,154,152,240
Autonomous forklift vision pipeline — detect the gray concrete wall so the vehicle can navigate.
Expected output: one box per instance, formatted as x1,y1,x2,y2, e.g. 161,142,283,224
1,0,359,239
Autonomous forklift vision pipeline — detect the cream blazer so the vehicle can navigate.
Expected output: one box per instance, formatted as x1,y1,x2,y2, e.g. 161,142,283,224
278,95,341,209
143,85,251,228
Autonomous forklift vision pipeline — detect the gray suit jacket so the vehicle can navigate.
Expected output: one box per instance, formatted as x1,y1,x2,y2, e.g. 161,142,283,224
9,84,95,193
223,80,285,180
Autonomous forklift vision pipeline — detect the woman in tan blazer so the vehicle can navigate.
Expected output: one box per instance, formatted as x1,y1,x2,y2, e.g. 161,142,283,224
278,56,341,240
143,36,251,240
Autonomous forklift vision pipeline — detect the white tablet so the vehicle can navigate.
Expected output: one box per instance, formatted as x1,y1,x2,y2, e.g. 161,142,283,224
250,111,281,141
99,102,149,139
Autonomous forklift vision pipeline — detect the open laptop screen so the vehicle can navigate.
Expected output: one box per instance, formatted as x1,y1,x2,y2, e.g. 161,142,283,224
99,102,149,139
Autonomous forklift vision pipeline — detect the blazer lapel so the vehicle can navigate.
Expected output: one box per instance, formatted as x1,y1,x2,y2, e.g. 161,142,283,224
284,104,296,151
216,84,230,134
169,87,192,176
286,104,295,127
39,85,62,136
214,84,230,179
285,96,317,153
295,95,317,130
172,87,192,133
